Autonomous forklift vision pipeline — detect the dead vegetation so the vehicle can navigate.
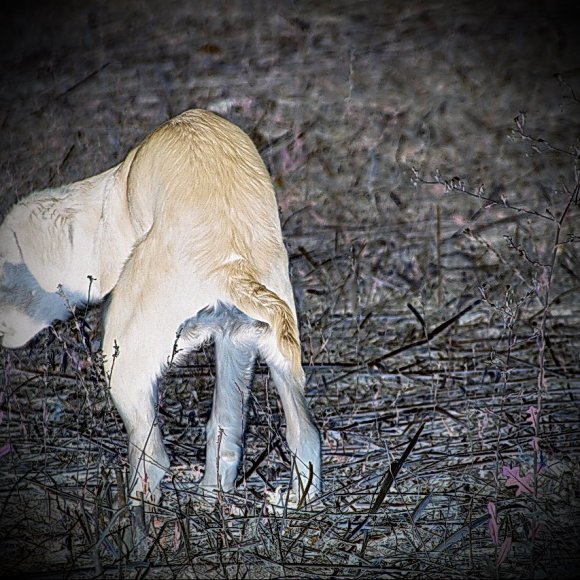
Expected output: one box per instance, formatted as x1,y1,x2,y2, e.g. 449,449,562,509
0,1,579,578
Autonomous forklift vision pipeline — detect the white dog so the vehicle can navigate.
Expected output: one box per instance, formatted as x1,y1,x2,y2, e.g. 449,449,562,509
0,109,321,503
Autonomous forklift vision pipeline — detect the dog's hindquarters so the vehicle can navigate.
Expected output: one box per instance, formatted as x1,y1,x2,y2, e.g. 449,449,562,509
102,109,321,502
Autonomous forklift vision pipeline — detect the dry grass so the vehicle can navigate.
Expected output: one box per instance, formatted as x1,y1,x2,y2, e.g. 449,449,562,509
1,1,579,578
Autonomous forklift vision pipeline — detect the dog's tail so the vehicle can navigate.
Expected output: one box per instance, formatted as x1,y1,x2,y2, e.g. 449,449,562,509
220,259,302,374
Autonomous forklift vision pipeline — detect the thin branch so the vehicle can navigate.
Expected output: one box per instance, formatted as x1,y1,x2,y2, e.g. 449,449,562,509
321,300,481,387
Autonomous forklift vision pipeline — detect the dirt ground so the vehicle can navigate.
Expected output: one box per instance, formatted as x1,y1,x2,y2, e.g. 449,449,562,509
0,1,579,578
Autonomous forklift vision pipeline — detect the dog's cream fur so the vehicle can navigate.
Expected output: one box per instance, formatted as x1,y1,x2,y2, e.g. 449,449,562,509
0,109,321,502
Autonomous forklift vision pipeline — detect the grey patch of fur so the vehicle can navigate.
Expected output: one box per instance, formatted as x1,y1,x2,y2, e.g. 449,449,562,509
179,301,269,339
0,262,71,323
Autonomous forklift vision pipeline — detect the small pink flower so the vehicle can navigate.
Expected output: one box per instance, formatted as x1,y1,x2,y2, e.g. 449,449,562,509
502,466,534,496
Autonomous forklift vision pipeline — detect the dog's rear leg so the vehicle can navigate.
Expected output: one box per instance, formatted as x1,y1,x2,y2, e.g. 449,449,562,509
102,240,202,503
103,312,172,503
265,357,322,503
199,332,256,494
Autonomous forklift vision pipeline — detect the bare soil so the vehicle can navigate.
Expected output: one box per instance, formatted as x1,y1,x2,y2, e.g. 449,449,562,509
0,1,579,578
